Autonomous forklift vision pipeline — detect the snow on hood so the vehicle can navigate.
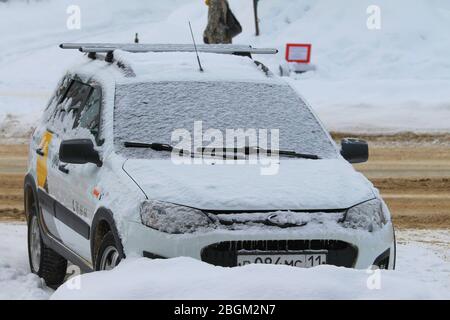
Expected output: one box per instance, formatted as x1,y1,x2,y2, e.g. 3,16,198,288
122,159,375,211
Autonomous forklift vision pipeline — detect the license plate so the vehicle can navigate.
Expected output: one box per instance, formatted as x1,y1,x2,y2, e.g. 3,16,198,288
237,251,327,268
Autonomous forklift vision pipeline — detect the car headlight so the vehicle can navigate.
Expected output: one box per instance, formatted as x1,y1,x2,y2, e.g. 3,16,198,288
140,200,214,234
342,199,387,232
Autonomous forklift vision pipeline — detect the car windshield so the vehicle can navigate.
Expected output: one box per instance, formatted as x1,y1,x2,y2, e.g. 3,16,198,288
114,81,338,159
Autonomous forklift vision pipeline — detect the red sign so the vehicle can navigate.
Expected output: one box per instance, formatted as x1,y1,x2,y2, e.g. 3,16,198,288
285,43,312,63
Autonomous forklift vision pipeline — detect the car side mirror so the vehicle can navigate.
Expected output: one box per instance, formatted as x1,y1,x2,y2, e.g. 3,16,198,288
59,139,102,167
340,138,368,163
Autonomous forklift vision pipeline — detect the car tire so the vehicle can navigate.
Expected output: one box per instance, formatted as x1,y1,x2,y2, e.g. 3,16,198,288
27,204,68,288
95,231,124,271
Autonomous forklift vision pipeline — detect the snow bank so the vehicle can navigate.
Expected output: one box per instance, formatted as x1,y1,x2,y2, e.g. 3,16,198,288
51,256,447,300
229,0,450,133
1,0,450,137
231,0,450,80
0,0,188,137
1,223,449,300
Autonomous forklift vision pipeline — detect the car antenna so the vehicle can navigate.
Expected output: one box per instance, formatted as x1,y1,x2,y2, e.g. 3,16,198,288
188,21,204,72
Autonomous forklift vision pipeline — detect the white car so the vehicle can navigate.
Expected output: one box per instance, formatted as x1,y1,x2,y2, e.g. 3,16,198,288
24,43,395,287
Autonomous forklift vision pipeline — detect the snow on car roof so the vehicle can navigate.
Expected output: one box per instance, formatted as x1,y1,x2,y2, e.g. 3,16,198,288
114,50,278,83
68,50,280,85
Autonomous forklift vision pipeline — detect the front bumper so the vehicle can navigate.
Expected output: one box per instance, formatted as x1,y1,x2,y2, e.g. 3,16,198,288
122,220,396,270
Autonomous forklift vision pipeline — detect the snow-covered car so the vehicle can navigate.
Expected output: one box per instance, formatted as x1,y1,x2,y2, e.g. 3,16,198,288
24,43,395,287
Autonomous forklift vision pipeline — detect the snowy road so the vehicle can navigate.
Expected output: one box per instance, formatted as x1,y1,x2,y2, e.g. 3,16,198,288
0,222,448,299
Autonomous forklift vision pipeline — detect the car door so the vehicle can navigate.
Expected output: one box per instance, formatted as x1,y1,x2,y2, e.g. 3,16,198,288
54,83,105,264
45,77,94,262
35,75,73,240
64,83,104,229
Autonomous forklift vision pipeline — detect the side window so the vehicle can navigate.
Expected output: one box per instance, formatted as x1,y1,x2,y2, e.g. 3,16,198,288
61,80,92,112
52,80,92,131
44,76,72,119
54,76,73,105
75,86,102,138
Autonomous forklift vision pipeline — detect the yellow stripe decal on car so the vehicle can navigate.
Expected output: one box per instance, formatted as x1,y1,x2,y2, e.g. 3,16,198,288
36,130,53,188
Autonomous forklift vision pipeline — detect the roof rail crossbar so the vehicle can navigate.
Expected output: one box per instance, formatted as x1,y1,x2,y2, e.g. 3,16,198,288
60,43,278,55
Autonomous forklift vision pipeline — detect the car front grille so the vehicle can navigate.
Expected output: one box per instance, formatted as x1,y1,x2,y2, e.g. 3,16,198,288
200,240,358,268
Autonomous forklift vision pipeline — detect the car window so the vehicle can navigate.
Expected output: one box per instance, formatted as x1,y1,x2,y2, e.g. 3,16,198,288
50,80,92,133
114,81,338,159
75,86,102,138
61,80,92,112
43,76,72,122
46,76,71,110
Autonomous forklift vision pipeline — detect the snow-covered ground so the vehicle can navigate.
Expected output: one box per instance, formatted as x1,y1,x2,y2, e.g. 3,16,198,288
0,222,448,299
1,0,450,136
0,223,52,299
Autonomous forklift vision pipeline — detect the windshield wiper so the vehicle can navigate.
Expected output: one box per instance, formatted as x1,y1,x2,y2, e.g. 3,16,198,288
124,141,175,152
124,141,246,159
124,141,195,157
275,149,320,159
198,146,320,160
124,142,319,160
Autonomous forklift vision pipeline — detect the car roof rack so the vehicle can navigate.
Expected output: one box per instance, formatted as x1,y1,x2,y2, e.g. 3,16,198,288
60,43,277,78
60,43,278,55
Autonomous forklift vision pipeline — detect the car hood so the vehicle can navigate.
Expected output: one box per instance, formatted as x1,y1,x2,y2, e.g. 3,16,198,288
122,159,375,211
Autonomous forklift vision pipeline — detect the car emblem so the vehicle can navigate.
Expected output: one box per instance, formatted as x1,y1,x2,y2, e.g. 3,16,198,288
266,213,307,228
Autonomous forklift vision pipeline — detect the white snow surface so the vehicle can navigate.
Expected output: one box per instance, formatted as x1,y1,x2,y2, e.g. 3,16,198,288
0,223,51,299
115,51,274,83
0,223,449,299
1,0,450,137
51,255,448,300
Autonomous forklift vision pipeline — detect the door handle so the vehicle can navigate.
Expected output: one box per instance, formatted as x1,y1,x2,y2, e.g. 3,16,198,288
36,148,45,156
58,164,69,174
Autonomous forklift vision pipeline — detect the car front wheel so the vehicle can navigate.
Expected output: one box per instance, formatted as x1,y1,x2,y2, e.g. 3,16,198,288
96,231,123,271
